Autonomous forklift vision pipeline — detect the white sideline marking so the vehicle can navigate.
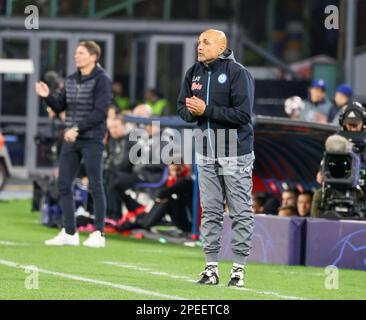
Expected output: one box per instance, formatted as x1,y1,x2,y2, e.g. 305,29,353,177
233,287,307,300
102,261,307,300
0,259,186,300
0,240,30,247
151,272,170,276
102,261,194,281
135,249,202,256
269,270,323,277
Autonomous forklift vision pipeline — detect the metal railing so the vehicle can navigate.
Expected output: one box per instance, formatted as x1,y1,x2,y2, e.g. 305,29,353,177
5,0,173,20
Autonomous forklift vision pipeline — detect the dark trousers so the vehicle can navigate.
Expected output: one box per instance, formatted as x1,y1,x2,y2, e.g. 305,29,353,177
141,199,192,232
58,140,106,234
141,179,193,232
106,171,143,219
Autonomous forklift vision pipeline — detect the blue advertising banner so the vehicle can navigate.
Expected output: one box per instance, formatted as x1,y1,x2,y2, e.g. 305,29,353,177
219,215,306,265
305,219,366,270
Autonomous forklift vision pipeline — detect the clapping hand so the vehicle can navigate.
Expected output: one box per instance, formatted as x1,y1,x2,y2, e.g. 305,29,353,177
35,81,50,98
186,96,206,116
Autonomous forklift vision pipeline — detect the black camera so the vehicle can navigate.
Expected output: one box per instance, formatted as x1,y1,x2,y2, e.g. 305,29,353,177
319,132,366,220
323,151,360,189
321,150,366,220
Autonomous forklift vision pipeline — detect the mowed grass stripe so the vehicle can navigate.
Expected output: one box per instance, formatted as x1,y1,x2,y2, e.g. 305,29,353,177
0,259,186,300
1,200,366,300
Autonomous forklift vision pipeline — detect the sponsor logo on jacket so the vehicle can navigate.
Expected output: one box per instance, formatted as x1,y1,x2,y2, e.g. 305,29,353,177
191,82,203,91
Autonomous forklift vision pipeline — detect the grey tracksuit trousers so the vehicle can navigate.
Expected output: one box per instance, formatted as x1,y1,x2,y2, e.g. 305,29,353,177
197,151,255,265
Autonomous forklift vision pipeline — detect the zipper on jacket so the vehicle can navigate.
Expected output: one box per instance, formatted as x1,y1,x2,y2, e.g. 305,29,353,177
206,71,215,158
72,83,80,127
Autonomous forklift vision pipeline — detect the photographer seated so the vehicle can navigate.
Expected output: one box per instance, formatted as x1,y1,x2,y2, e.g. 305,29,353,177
104,115,140,221
105,105,166,227
311,102,366,219
114,163,193,235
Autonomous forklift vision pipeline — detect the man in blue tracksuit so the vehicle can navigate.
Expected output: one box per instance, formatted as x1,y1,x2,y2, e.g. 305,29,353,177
35,41,112,248
177,29,255,287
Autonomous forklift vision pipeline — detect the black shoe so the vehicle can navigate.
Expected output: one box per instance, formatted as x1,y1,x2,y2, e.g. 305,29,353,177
227,267,245,288
197,265,219,285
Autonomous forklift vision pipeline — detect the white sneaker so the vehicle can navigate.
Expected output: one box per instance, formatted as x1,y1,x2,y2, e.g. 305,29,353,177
45,228,80,246
83,231,105,248
228,267,245,288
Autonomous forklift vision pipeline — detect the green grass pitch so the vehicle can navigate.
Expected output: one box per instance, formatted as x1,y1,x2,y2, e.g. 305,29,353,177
0,200,365,300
